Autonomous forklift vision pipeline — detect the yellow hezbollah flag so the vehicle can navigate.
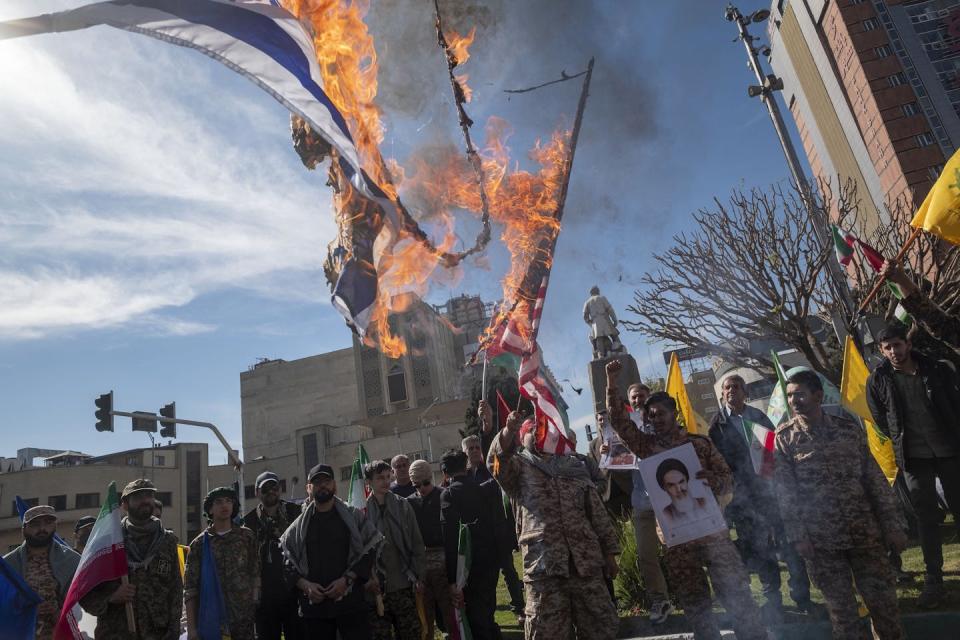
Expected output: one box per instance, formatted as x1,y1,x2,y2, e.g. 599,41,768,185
666,352,707,435
840,336,898,484
911,147,960,245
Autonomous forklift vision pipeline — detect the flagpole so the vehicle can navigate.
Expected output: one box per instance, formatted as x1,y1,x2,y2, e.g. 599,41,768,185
857,227,922,313
481,351,489,402
121,575,136,632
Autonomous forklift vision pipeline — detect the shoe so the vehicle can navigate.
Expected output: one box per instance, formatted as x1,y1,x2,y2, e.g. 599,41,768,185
516,613,526,626
795,600,824,618
918,582,945,610
648,600,674,625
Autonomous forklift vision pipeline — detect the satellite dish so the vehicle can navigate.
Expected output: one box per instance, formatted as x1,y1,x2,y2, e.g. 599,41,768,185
753,9,771,22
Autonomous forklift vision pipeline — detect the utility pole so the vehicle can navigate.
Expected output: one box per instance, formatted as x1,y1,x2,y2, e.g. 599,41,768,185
724,4,866,346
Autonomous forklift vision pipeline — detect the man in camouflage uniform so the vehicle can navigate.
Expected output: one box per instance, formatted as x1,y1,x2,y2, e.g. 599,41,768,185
605,360,767,640
4,505,81,640
184,487,260,640
880,261,960,356
364,460,425,640
776,370,907,640
80,479,182,640
489,405,620,640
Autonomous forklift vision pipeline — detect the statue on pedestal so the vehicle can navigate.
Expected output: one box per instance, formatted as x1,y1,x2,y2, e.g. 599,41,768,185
583,286,625,359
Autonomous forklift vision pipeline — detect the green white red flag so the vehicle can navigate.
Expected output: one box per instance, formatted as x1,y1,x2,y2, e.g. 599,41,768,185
765,350,792,429
741,416,775,478
449,522,473,640
832,224,856,266
831,225,910,322
348,444,371,512
55,482,126,640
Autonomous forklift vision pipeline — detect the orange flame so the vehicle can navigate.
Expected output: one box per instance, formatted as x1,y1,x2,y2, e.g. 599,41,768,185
447,27,476,66
283,1,569,358
455,73,473,103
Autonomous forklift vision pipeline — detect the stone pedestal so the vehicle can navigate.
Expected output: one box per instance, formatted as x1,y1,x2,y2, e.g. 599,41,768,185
587,353,642,416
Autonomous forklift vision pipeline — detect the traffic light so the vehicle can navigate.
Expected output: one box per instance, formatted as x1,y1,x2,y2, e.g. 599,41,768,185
131,411,157,433
159,402,176,439
95,391,114,432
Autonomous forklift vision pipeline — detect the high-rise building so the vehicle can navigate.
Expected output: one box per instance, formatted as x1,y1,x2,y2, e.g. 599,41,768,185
767,0,958,225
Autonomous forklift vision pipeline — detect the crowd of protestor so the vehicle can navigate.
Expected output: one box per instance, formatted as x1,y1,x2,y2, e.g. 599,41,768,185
4,316,959,640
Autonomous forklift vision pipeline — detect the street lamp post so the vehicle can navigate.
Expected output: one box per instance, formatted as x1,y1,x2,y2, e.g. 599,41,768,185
725,4,865,345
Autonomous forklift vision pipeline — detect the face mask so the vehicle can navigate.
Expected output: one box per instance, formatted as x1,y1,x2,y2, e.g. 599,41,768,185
312,489,334,504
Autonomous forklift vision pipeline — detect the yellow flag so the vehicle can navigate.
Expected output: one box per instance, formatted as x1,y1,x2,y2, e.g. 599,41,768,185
666,353,707,435
840,336,898,484
911,147,960,245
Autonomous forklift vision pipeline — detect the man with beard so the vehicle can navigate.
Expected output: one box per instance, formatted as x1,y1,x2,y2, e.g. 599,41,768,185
185,487,260,640
73,516,96,554
4,505,81,639
80,479,182,639
605,361,767,640
780,370,907,639
709,374,812,621
365,460,425,640
243,471,303,640
281,464,382,640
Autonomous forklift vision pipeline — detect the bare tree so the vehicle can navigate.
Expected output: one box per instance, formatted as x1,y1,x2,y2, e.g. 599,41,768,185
624,179,960,383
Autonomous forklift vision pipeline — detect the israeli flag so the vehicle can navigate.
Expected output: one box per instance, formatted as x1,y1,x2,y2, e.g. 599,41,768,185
0,0,388,333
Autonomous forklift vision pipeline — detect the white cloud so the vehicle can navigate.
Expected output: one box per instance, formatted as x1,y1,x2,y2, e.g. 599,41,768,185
0,11,339,339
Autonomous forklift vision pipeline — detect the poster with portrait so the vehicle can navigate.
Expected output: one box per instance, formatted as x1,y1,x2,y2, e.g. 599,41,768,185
598,411,640,470
638,443,727,547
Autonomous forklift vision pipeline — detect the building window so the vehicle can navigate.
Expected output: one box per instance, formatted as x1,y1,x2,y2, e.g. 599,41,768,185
11,498,38,517
157,492,173,507
700,392,715,400
47,495,67,511
928,164,945,181
874,45,891,58
916,132,936,147
387,364,407,404
902,102,920,116
155,455,165,466
244,485,255,499
862,18,879,31
341,466,352,481
126,455,139,466
888,72,906,87
697,378,712,385
75,493,100,509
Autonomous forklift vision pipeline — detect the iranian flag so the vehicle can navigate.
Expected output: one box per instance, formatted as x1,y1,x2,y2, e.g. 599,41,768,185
348,444,371,512
831,225,910,322
449,522,473,640
766,350,792,429
55,482,126,640
741,416,776,478
832,224,857,266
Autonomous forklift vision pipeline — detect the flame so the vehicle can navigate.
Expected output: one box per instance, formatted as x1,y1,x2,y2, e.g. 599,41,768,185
446,27,476,66
456,73,473,103
283,1,570,359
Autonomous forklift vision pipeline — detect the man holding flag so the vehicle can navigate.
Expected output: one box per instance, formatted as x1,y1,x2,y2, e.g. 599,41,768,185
3,505,80,639
879,262,960,356
708,374,813,621
78,479,182,640
489,407,620,639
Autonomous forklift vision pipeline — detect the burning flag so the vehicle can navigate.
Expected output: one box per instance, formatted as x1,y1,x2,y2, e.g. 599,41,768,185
348,444,371,511
54,483,127,640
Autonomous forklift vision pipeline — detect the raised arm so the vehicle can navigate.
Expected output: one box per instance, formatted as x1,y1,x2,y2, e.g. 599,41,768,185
489,410,523,496
604,360,655,457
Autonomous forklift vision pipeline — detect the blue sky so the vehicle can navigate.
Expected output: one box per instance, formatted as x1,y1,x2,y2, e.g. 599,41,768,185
0,1,803,461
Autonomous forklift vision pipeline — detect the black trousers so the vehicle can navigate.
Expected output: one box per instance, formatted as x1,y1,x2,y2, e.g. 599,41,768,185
903,456,960,582
499,550,525,614
730,504,810,605
465,560,502,640
302,611,371,640
255,596,302,640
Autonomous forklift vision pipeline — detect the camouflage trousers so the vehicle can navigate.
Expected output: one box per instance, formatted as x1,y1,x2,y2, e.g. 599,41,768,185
524,573,618,640
805,546,903,640
420,548,454,639
370,586,422,640
664,534,766,640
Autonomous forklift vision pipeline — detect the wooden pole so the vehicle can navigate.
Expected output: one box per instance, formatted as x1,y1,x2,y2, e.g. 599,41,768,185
121,575,136,632
857,227,922,314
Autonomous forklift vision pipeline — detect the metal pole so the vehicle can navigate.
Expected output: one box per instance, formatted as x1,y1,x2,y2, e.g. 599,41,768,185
726,5,863,343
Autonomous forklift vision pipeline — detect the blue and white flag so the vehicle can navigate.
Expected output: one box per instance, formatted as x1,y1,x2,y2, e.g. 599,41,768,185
0,0,393,333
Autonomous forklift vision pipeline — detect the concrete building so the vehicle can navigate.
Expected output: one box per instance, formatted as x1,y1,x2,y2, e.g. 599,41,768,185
239,293,521,501
0,443,220,552
768,0,957,224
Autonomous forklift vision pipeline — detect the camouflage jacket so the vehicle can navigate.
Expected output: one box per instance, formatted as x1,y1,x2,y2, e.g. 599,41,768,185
606,384,734,505
80,528,182,640
901,290,960,357
490,433,620,581
184,525,260,632
774,411,905,551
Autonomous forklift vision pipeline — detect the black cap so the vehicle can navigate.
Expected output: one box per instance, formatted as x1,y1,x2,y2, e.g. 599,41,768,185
75,516,96,533
307,464,334,482
203,487,238,518
255,471,280,490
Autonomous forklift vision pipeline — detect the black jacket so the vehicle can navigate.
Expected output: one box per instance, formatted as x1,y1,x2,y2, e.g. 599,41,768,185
243,500,303,601
440,474,500,584
707,406,777,514
866,351,960,469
